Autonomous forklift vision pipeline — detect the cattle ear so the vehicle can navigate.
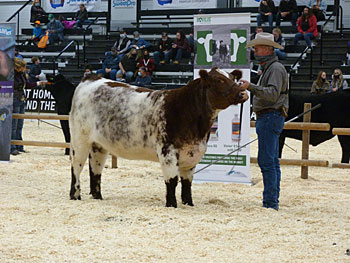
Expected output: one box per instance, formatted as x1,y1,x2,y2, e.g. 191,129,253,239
230,70,242,81
199,70,209,80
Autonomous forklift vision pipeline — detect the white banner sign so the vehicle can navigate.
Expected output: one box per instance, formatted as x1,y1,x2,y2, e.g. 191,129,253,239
194,13,251,184
153,0,216,10
44,0,102,13
110,0,137,29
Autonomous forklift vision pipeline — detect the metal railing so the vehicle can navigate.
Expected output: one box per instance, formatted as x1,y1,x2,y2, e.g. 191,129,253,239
6,0,33,42
52,40,80,76
83,16,100,63
289,46,313,91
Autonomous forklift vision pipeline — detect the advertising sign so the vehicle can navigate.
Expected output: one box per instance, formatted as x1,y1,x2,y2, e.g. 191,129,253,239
110,0,137,29
0,23,15,161
194,13,251,184
153,0,216,9
44,0,102,13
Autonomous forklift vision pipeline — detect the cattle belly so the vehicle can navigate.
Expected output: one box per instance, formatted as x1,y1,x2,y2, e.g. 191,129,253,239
108,144,159,162
178,142,207,170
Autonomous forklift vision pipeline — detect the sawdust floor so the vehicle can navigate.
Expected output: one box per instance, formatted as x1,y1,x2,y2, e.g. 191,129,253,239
0,120,349,263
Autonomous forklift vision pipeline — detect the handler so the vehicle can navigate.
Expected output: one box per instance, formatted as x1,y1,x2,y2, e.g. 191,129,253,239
240,32,288,210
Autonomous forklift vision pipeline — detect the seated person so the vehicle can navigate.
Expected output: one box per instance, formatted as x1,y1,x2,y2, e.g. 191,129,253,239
117,48,139,83
31,20,44,43
153,32,173,64
30,0,48,24
137,49,155,75
272,28,286,60
112,30,131,61
74,4,89,28
96,48,120,80
83,64,93,77
58,15,76,29
170,30,191,64
116,72,125,82
308,0,327,21
128,31,150,51
46,14,64,45
29,57,44,82
329,69,349,92
311,71,329,94
276,0,298,26
293,7,318,47
134,67,152,87
257,0,275,30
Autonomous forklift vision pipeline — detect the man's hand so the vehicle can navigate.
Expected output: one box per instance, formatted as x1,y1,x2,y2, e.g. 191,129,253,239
39,81,47,86
239,79,250,90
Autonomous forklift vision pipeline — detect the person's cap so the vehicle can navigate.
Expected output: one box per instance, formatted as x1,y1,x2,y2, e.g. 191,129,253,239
48,14,54,20
34,20,40,25
162,32,168,37
246,32,283,50
133,31,139,36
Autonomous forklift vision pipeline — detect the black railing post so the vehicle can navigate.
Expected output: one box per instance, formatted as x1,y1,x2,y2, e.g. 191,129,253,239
76,40,80,69
83,30,86,63
52,59,56,76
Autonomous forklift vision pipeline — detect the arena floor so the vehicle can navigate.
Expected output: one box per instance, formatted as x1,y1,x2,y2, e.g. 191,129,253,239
0,120,349,263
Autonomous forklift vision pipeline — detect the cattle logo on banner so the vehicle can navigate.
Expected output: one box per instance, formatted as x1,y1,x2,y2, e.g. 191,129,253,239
0,23,15,162
194,13,251,184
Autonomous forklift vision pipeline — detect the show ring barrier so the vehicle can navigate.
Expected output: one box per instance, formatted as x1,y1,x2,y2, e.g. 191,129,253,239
11,102,349,176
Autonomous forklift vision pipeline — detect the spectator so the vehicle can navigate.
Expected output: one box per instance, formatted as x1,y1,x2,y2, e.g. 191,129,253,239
251,27,264,40
11,58,46,155
15,49,23,60
96,47,120,80
128,31,150,51
83,64,93,77
329,68,349,92
293,7,318,47
170,30,191,64
74,4,89,28
311,71,329,94
31,20,44,43
134,67,152,87
153,32,173,64
116,72,125,82
46,14,64,45
118,48,140,83
112,30,131,61
58,15,76,29
30,0,48,24
28,57,44,82
187,32,195,53
308,0,327,21
272,28,286,60
276,0,298,27
257,0,275,30
137,49,155,75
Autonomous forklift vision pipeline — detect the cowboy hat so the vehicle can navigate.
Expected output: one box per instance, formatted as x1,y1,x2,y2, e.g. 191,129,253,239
246,32,284,50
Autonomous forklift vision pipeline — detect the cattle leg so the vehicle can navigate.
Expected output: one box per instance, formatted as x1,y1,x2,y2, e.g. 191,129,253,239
338,135,350,163
158,146,179,208
180,168,194,206
89,143,108,200
70,143,91,200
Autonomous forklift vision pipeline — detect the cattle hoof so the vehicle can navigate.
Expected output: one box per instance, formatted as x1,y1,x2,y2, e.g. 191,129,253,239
91,193,103,200
182,200,194,206
166,201,177,208
70,195,81,200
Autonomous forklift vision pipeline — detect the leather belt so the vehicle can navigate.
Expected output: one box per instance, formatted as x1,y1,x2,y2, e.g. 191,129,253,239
256,108,286,118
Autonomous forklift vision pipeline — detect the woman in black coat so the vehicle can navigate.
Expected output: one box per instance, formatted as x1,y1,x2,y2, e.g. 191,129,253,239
30,0,48,24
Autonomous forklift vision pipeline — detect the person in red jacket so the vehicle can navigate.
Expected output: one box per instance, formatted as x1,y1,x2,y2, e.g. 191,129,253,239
293,7,318,47
137,49,155,75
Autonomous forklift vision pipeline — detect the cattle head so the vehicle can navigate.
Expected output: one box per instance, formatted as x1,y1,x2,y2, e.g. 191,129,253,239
199,68,248,110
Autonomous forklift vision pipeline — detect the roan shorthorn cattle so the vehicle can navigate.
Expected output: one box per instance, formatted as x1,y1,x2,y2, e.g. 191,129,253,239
69,68,248,207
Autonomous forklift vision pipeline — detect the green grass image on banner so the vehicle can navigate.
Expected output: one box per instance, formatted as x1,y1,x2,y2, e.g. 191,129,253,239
199,154,246,166
196,30,212,66
230,29,247,66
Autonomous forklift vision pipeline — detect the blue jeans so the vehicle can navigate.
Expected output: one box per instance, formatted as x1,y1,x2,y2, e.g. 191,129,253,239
256,111,285,209
153,50,172,64
257,13,274,28
74,19,90,28
96,69,117,80
11,98,25,152
293,32,315,47
49,32,64,44
170,48,190,62
117,69,134,83
275,49,286,60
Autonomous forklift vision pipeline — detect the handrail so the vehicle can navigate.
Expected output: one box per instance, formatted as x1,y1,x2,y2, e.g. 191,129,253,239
338,5,343,37
52,40,80,76
83,16,100,63
6,0,33,42
289,46,313,90
320,5,340,65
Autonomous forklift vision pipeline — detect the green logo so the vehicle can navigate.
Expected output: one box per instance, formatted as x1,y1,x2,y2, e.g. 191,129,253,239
230,30,247,65
197,17,211,23
196,30,213,65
